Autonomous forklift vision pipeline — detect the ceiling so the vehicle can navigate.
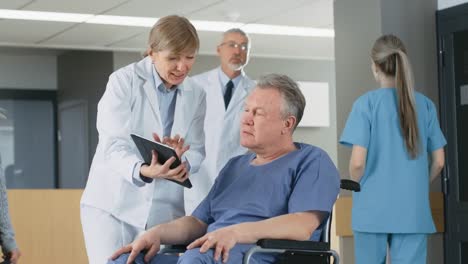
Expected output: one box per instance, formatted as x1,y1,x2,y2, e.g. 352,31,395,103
0,0,334,59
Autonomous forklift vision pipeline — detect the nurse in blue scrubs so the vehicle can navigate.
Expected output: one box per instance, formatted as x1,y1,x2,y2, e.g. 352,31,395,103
340,34,446,264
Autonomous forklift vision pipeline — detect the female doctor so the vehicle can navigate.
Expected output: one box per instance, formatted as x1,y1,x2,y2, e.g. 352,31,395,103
80,15,206,264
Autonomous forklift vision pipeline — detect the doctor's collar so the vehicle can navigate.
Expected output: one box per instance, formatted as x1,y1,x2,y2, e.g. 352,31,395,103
218,67,243,88
152,63,178,92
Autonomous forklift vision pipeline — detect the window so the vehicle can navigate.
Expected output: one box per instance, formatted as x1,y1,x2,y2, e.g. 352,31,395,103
0,90,57,188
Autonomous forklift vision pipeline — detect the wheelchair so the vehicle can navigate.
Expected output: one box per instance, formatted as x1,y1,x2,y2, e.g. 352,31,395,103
161,179,360,264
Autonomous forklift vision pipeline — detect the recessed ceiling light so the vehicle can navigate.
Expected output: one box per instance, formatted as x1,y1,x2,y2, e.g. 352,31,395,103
0,9,91,23
242,24,334,37
0,9,334,38
191,20,244,32
87,15,157,27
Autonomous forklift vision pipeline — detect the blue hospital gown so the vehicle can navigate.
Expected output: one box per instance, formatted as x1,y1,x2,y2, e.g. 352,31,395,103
189,143,340,263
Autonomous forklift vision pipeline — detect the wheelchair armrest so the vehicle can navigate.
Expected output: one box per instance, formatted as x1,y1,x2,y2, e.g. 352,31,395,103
340,179,360,192
245,240,339,264
257,239,330,251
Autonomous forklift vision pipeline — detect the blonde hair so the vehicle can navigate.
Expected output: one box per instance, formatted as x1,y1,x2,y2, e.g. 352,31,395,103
371,34,420,158
143,15,199,57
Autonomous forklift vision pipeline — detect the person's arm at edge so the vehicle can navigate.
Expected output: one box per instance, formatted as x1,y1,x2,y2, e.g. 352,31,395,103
0,169,21,263
430,148,445,183
349,145,367,182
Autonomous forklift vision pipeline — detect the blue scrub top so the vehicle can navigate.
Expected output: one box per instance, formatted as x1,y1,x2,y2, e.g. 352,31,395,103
192,143,340,241
340,88,446,233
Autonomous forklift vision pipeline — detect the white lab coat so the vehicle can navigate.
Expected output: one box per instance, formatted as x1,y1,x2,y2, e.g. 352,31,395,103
184,68,255,214
81,56,206,229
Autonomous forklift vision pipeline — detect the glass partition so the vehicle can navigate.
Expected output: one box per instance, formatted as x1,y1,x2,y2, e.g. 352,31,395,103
0,90,57,188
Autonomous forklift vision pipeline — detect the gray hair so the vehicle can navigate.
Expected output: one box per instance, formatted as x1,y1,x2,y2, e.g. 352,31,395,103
221,28,251,49
223,28,249,39
256,74,305,130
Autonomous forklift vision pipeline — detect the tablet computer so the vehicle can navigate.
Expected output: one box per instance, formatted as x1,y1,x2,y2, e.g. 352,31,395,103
130,134,192,188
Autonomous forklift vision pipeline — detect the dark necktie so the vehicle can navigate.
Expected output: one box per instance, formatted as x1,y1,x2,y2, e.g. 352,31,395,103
224,80,234,109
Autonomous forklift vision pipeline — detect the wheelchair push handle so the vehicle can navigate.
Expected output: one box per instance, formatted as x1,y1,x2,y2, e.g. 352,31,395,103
340,179,361,192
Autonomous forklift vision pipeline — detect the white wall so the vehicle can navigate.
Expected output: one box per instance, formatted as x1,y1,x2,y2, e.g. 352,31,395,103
438,0,468,9
0,52,57,90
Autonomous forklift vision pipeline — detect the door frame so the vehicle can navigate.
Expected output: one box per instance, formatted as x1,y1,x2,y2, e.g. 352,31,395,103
437,3,468,264
58,100,89,188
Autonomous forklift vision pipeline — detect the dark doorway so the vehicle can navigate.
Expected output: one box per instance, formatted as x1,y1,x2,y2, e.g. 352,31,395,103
437,4,468,264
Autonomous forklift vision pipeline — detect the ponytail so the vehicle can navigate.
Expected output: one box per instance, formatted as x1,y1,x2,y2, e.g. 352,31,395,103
371,35,420,158
395,51,420,158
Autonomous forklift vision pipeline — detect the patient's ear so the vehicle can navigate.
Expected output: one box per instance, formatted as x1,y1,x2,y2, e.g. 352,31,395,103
283,116,296,133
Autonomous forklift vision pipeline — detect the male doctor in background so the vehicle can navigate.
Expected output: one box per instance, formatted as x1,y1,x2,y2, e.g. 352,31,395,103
185,28,256,214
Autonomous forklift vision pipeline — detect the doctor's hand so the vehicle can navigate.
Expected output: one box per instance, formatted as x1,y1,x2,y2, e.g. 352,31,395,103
187,226,239,263
140,150,189,183
110,229,161,264
153,133,190,159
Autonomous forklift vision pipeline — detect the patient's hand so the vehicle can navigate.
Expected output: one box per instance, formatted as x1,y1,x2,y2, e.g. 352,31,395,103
187,226,239,263
110,231,161,264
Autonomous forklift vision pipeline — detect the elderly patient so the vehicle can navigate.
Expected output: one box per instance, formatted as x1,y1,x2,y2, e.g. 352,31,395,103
109,73,340,264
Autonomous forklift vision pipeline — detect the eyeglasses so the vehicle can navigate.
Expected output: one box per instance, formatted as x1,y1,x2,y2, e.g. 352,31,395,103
220,41,249,51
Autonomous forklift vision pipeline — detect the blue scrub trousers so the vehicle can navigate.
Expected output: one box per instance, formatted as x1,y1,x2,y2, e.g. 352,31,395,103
109,253,178,264
354,231,427,264
108,247,276,264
